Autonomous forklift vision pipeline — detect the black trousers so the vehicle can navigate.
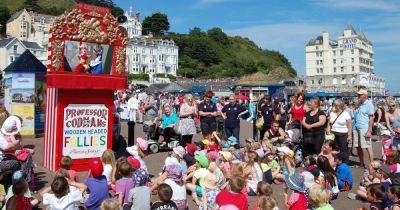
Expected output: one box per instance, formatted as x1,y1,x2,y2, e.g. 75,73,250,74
225,126,240,141
333,131,349,153
303,132,325,156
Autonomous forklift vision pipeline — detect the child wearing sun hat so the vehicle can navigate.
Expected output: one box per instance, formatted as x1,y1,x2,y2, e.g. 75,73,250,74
128,168,151,210
199,173,220,210
284,173,308,210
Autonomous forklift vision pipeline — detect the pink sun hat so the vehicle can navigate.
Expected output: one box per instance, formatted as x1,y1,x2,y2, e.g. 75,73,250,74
136,137,148,151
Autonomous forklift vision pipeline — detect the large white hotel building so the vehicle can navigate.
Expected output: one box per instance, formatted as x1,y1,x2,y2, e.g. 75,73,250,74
305,25,386,95
121,9,179,76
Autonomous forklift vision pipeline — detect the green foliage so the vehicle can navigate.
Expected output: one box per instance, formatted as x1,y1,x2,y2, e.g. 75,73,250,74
20,0,41,12
0,6,10,36
127,73,149,82
163,27,297,79
154,73,176,81
207,27,230,45
142,12,170,36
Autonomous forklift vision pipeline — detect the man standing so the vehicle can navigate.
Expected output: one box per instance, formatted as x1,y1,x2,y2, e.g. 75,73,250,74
127,94,139,122
353,89,374,168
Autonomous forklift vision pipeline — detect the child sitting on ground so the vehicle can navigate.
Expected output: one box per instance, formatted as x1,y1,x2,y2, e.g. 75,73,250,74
115,162,135,207
5,179,32,210
366,183,386,210
101,149,116,185
257,196,278,210
252,181,273,209
262,152,281,181
128,168,151,210
216,176,248,210
151,184,178,210
284,173,308,210
389,185,400,210
60,156,77,181
309,184,334,210
42,176,87,210
335,152,353,191
199,173,220,210
85,160,109,210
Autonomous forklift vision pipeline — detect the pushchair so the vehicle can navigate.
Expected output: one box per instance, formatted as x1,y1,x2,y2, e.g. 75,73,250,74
143,120,180,153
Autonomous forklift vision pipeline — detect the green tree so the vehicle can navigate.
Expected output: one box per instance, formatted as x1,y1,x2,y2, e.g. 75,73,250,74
142,12,170,36
189,27,205,37
0,6,10,36
21,0,41,12
207,27,230,45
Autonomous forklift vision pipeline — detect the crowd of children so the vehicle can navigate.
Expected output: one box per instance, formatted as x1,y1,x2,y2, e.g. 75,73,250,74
2,126,400,209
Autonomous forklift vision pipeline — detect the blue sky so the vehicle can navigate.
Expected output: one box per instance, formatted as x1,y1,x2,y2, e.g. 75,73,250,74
115,0,400,92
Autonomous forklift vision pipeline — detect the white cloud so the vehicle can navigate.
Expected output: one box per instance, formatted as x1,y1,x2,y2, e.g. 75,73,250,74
314,0,399,11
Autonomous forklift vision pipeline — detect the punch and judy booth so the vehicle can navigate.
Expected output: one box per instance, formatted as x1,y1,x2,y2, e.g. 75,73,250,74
44,3,127,171
3,50,46,137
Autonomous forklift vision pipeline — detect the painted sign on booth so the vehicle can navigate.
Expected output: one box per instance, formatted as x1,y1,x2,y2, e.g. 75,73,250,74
62,104,109,159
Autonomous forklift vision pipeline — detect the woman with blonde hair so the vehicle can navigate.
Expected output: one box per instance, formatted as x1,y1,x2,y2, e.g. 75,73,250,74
386,99,400,135
309,184,334,210
179,94,197,146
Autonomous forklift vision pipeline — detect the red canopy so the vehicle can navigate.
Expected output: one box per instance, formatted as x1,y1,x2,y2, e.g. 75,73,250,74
235,94,250,100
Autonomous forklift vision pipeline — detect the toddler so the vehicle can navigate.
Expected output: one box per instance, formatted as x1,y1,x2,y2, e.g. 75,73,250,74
366,183,386,210
5,179,31,210
216,176,248,210
284,173,308,210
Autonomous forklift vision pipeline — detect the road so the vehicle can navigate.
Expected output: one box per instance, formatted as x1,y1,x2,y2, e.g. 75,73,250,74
28,120,378,209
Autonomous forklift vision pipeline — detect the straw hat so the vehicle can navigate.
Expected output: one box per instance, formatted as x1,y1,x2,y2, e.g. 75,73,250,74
203,172,218,190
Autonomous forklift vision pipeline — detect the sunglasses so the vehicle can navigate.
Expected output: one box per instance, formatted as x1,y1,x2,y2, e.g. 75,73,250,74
389,105,396,108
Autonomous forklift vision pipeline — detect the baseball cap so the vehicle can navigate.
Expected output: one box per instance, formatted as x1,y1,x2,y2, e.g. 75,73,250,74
91,160,104,178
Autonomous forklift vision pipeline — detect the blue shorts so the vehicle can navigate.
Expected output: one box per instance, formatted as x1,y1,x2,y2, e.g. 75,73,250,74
195,185,203,197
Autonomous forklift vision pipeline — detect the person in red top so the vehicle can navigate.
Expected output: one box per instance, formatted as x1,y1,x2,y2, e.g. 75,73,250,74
73,54,90,73
216,176,248,210
284,173,308,210
289,91,307,123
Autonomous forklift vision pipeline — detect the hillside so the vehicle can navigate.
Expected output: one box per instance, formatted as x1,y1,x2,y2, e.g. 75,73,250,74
164,27,297,79
0,0,76,13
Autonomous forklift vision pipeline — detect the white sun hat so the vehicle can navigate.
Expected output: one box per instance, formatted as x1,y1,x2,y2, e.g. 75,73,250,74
1,116,22,136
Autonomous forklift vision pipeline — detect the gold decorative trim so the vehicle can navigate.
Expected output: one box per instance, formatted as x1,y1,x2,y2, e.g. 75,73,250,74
51,40,64,70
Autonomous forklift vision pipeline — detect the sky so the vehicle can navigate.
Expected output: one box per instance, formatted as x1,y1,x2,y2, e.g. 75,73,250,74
115,0,400,92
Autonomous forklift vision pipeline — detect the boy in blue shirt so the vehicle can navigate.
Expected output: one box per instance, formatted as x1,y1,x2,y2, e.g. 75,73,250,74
335,152,353,191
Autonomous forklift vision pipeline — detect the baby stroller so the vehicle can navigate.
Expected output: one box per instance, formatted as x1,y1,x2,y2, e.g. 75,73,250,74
143,120,180,153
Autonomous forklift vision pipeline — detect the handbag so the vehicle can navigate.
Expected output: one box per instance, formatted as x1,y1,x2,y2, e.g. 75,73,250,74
256,116,264,130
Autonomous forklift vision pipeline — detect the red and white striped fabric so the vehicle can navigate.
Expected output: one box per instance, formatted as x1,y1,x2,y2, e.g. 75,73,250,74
44,88,58,171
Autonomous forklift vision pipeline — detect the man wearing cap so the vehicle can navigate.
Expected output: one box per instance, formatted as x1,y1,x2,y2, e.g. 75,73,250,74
353,89,375,168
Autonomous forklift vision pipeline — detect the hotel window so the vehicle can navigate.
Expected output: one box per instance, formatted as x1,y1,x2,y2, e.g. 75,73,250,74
340,50,343,56
351,58,354,63
316,46,319,50
320,68,323,73
13,45,18,52
316,68,319,73
351,49,354,54
316,60,319,65
316,52,319,57
352,66,355,72
333,59,336,64
341,67,344,72
333,51,336,56
9,56,14,63
334,67,337,72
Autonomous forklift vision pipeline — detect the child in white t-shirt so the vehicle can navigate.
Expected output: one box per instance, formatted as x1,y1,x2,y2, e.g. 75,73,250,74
42,177,86,210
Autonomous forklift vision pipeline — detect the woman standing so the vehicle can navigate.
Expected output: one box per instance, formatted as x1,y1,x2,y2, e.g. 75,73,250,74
386,99,400,135
289,92,307,123
327,99,352,155
179,94,197,146
198,91,218,138
302,99,327,156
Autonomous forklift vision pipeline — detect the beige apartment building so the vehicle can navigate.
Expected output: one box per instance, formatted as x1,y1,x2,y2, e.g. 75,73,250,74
6,9,55,46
